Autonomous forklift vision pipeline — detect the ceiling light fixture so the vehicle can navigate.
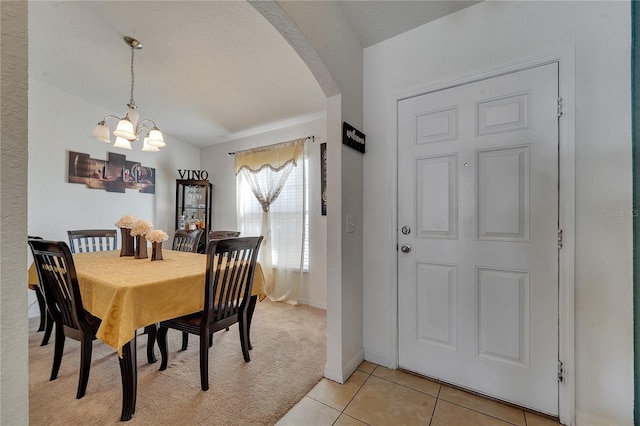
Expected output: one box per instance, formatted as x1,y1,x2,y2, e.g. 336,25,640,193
91,36,165,152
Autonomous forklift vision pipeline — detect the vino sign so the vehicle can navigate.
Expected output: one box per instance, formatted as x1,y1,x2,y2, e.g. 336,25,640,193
178,169,209,180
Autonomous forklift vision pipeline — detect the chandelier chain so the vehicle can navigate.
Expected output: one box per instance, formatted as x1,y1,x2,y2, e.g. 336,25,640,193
129,46,136,109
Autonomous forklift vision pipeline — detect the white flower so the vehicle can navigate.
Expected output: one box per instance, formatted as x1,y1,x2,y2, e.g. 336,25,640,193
146,229,169,243
115,215,138,229
130,220,154,236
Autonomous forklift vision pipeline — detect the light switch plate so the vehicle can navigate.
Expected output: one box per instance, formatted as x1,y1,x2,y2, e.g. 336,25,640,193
346,215,355,233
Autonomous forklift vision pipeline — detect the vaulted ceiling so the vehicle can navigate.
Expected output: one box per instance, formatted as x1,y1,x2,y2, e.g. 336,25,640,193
29,1,478,148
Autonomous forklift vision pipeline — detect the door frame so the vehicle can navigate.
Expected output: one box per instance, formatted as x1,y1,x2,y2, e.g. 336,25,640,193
390,47,575,425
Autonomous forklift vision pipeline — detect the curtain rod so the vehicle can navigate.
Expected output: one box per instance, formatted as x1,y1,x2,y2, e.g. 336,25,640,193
228,135,315,156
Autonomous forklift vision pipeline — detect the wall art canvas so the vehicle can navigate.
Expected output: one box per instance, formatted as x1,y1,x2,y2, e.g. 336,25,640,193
67,151,155,194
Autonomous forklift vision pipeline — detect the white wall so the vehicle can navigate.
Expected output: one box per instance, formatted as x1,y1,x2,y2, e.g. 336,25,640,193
264,2,365,382
1,2,30,423
363,1,631,425
200,118,327,309
27,79,201,316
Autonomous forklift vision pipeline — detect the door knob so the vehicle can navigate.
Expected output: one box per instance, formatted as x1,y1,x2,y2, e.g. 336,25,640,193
401,244,411,253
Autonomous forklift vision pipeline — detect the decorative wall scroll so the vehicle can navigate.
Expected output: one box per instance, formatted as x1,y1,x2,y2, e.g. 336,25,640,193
320,143,327,216
68,151,156,194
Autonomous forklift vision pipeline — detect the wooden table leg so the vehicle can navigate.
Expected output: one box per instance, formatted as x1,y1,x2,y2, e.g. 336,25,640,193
118,335,137,421
247,295,257,350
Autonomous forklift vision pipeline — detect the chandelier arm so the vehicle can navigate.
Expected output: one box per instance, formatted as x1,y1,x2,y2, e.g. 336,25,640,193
100,114,122,124
135,119,158,135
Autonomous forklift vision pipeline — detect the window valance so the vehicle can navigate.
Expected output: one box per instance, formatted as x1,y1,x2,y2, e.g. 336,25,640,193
234,138,305,175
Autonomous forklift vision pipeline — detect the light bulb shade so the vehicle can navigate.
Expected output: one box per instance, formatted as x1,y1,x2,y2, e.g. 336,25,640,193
113,118,136,140
142,137,160,152
113,136,133,150
91,122,111,143
146,128,166,147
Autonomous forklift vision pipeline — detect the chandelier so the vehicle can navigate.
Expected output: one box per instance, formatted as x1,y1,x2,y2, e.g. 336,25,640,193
91,36,165,152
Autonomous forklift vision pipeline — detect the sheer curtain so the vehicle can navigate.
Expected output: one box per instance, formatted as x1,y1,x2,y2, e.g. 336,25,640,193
235,138,306,304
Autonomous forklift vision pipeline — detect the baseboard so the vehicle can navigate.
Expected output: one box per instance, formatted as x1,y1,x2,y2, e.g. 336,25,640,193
344,349,364,378
324,364,345,384
576,410,626,426
364,348,392,368
323,349,364,384
296,297,326,310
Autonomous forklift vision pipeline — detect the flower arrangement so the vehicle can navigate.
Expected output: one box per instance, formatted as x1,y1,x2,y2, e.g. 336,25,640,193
146,229,169,243
130,220,154,237
115,215,138,229
147,229,169,261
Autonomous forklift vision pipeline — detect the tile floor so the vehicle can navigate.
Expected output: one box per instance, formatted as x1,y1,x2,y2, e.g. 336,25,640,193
277,361,563,426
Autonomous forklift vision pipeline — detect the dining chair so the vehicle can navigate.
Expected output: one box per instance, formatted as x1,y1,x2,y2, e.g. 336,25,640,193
28,235,54,346
68,230,156,364
67,229,117,253
171,229,204,350
172,229,203,253
27,239,102,399
157,236,263,391
208,230,240,241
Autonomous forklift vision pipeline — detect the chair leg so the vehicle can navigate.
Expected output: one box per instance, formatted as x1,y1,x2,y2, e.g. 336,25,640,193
40,312,54,346
239,314,251,362
157,326,170,371
50,325,65,381
199,333,210,391
77,335,93,399
34,288,46,331
181,332,189,351
247,295,257,350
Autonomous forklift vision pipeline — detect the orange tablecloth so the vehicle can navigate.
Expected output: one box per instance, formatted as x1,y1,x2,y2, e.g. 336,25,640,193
29,250,265,356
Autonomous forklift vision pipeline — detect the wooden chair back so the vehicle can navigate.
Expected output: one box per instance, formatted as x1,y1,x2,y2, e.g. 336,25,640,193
67,229,117,253
204,236,263,327
27,239,94,338
208,230,241,241
172,229,203,253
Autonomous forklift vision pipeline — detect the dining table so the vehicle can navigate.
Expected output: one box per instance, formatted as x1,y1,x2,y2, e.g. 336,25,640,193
28,249,266,421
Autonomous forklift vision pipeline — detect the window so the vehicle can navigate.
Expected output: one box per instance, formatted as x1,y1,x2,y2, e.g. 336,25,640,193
237,157,309,271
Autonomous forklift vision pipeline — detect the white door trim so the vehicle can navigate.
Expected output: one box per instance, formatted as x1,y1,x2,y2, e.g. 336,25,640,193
390,47,575,425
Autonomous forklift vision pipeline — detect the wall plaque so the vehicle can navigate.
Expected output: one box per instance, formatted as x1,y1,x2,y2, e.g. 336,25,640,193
342,122,366,153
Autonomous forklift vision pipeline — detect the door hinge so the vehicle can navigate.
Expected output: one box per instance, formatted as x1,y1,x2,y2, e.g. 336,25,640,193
558,360,564,382
557,97,564,117
558,229,563,249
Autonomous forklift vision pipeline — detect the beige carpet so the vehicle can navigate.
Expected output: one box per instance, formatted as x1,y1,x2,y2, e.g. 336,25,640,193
29,299,326,425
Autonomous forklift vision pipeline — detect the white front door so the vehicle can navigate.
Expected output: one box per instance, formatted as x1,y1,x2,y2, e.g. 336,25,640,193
398,63,559,415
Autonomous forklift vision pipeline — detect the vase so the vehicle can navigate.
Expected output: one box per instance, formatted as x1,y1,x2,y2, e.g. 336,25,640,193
151,242,164,261
120,228,135,257
134,235,148,259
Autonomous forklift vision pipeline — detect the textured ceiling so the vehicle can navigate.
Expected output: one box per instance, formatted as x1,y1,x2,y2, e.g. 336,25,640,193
29,1,479,148
335,1,479,48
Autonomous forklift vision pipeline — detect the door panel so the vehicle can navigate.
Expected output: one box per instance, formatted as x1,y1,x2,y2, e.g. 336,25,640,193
398,63,559,415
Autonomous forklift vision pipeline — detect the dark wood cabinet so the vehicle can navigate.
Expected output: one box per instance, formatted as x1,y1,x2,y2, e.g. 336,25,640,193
175,179,212,253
